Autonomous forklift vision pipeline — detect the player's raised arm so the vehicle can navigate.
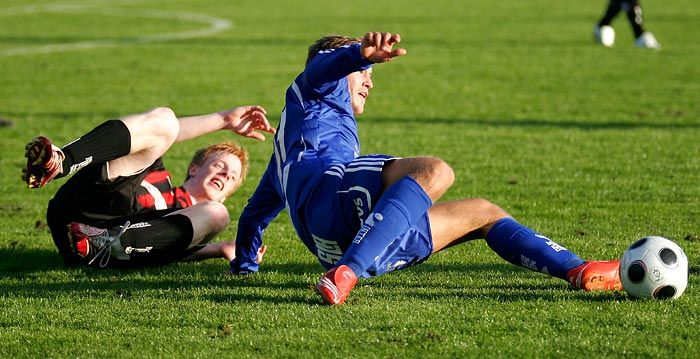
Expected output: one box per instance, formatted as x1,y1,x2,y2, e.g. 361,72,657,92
220,105,276,140
175,105,275,143
360,32,407,63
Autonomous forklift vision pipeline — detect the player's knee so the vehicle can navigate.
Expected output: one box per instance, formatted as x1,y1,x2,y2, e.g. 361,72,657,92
473,198,511,233
145,107,179,143
431,158,454,188
475,198,509,218
417,157,454,196
384,157,455,199
147,106,175,117
201,201,231,231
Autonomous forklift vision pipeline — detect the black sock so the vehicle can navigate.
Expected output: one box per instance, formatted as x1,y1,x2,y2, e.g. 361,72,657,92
60,120,131,176
599,0,622,26
117,214,195,252
626,3,646,38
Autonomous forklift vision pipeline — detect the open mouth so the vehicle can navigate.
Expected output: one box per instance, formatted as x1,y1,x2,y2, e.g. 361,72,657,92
210,178,224,191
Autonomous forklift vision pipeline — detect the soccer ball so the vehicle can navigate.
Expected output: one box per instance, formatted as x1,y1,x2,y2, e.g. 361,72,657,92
620,236,688,300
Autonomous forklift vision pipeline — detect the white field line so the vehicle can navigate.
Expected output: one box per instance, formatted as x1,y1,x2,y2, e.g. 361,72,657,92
0,2,232,57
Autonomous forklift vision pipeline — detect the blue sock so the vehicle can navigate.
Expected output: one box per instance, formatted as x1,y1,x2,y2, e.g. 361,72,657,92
485,218,585,279
338,176,432,275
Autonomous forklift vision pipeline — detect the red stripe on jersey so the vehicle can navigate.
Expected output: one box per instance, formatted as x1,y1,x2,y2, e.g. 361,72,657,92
136,170,193,210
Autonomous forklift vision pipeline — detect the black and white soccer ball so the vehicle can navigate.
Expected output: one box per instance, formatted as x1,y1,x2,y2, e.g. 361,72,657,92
620,236,688,300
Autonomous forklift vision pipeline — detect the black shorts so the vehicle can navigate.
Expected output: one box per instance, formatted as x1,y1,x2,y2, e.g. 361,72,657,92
46,159,194,267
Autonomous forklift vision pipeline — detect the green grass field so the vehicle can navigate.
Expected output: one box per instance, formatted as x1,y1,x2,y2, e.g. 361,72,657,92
1,0,699,357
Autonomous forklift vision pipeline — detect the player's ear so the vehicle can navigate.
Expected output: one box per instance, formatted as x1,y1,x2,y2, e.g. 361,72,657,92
188,163,198,178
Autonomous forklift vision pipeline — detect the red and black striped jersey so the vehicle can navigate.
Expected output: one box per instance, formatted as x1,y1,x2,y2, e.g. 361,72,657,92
135,169,193,210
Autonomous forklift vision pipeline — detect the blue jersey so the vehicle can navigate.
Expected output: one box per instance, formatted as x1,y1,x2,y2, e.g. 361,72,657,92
231,43,374,273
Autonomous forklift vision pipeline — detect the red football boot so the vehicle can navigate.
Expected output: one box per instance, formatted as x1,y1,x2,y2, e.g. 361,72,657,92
23,136,64,188
316,265,358,305
567,260,623,291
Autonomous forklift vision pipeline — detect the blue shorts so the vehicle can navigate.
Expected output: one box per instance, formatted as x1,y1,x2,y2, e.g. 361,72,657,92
301,154,434,278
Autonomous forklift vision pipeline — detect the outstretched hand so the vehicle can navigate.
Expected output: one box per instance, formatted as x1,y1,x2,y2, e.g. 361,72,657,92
360,32,407,63
224,244,268,276
221,105,276,141
255,244,268,264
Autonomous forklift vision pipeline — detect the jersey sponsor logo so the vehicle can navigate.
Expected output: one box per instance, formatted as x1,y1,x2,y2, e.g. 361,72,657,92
337,185,372,226
313,235,342,265
353,198,365,224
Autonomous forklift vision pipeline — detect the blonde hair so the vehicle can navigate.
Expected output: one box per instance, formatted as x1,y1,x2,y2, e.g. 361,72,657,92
186,141,249,189
306,34,361,66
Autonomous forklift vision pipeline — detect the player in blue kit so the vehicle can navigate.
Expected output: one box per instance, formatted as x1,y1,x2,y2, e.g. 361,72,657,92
230,31,623,305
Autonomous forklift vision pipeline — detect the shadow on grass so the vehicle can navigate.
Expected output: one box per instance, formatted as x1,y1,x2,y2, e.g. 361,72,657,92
370,261,630,303
0,247,649,304
0,246,323,304
0,246,65,272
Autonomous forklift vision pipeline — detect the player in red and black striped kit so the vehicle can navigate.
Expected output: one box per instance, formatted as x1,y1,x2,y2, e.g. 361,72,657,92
23,106,275,268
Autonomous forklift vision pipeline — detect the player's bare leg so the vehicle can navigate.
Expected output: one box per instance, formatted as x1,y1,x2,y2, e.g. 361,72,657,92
106,107,180,180
168,201,231,249
22,107,178,188
380,156,454,201
428,198,511,253
429,198,620,291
